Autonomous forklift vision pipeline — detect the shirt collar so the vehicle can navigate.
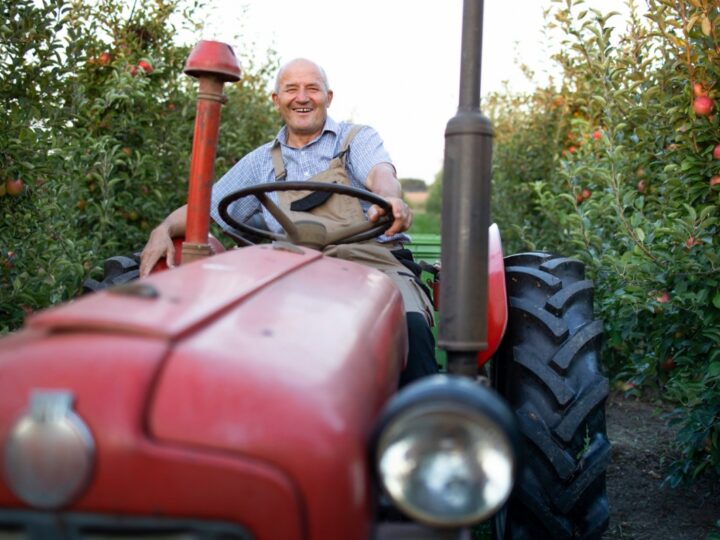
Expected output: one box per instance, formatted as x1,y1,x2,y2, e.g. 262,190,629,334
275,117,339,148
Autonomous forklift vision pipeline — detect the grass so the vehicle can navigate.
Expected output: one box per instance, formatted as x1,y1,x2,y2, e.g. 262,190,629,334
409,210,440,235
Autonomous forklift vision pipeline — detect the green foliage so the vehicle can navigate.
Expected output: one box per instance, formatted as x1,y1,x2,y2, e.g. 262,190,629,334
0,0,280,332
410,211,440,235
486,0,720,487
400,178,427,192
425,170,444,215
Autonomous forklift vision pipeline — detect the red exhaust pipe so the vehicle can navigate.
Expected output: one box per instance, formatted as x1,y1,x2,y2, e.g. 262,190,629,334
181,41,241,264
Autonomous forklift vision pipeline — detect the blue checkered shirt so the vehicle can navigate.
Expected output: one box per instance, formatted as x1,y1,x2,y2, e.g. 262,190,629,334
210,117,395,236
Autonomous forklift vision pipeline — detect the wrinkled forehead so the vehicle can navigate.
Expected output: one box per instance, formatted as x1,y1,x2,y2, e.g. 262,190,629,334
276,61,329,91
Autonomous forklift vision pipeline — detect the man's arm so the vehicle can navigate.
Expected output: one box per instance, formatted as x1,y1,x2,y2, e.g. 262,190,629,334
365,162,412,236
139,204,187,277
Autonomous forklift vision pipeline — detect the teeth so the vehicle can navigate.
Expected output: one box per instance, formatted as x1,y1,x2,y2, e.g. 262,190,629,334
295,108,311,112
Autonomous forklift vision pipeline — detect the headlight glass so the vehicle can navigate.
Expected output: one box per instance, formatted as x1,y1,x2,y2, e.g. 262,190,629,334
377,402,514,527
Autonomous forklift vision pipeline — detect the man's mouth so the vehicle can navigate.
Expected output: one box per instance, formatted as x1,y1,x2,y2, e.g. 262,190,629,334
293,108,313,113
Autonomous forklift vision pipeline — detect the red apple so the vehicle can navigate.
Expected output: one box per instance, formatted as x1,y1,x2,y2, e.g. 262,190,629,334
130,65,138,77
592,130,601,140
694,96,714,116
686,236,701,248
582,189,591,199
711,176,720,187
661,356,676,372
6,178,23,196
713,144,720,160
656,291,670,303
693,82,708,97
98,51,111,65
137,60,153,74
568,145,577,154
2,251,15,269
576,193,584,203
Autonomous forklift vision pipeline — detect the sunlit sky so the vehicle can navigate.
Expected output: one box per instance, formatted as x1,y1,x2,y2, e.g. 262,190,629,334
193,0,646,184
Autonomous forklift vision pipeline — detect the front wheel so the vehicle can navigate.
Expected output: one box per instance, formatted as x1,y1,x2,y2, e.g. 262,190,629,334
494,252,610,540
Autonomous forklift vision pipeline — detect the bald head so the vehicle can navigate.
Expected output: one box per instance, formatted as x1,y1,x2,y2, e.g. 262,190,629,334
274,58,330,93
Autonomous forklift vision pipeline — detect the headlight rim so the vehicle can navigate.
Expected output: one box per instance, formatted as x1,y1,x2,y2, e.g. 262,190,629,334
369,374,521,528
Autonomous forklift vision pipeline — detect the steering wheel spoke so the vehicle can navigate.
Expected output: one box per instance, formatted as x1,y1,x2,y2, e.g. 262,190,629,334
256,192,300,242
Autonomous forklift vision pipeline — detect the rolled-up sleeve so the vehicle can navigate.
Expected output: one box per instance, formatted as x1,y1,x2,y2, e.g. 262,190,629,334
346,126,394,187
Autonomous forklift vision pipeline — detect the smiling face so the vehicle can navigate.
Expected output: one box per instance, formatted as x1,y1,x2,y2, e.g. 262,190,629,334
272,59,333,148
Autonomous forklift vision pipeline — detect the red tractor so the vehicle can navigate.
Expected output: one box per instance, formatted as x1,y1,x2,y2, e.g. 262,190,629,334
0,1,609,538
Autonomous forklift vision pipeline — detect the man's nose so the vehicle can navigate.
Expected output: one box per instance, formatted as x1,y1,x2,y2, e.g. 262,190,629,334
296,88,310,101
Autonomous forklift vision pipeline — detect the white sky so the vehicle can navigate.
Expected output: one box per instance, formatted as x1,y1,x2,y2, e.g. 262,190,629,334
196,0,644,184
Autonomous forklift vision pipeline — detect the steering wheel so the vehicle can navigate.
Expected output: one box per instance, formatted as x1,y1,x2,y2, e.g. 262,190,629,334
217,181,395,249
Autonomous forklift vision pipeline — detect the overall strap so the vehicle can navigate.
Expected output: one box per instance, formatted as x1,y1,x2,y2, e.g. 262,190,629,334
333,124,365,163
271,140,286,181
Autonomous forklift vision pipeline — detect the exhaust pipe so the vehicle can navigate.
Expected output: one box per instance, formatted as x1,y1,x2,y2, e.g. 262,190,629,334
181,41,241,264
439,0,493,377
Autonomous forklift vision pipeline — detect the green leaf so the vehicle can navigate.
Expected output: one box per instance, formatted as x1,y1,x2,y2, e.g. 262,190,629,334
709,362,720,378
701,16,711,37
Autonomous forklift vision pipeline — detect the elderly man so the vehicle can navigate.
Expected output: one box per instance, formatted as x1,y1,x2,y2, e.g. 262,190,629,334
140,58,437,386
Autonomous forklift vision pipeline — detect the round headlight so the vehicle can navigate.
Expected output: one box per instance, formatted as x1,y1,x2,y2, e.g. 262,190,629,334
372,376,519,527
4,390,95,509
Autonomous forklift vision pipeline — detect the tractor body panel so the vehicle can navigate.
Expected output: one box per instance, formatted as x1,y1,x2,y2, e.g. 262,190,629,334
149,249,407,540
477,223,507,366
0,246,408,539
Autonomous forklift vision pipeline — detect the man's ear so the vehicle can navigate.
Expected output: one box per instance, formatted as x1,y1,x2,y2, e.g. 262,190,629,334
271,92,280,109
327,90,333,107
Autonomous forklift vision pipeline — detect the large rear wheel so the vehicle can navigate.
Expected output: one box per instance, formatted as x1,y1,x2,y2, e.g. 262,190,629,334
494,252,610,540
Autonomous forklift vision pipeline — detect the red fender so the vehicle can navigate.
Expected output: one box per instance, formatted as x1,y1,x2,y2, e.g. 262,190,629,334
477,223,507,367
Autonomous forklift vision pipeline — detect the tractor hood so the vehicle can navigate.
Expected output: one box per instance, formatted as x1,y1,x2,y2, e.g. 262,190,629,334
7,244,407,539
148,244,407,539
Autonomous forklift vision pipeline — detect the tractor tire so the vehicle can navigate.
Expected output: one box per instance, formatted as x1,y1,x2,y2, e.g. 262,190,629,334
82,254,141,293
494,252,610,540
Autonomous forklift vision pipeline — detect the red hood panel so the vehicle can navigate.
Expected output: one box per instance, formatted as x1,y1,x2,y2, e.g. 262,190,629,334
0,332,168,504
150,253,408,540
0,332,304,538
27,246,323,339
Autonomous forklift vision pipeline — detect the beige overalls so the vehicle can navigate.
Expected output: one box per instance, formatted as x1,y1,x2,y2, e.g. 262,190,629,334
271,126,434,326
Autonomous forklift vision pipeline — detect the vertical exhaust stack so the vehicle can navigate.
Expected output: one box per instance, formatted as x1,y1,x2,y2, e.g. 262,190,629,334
439,0,493,377
181,41,241,264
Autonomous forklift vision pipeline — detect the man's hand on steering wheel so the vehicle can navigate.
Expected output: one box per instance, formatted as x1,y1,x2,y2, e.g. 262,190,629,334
368,196,412,237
